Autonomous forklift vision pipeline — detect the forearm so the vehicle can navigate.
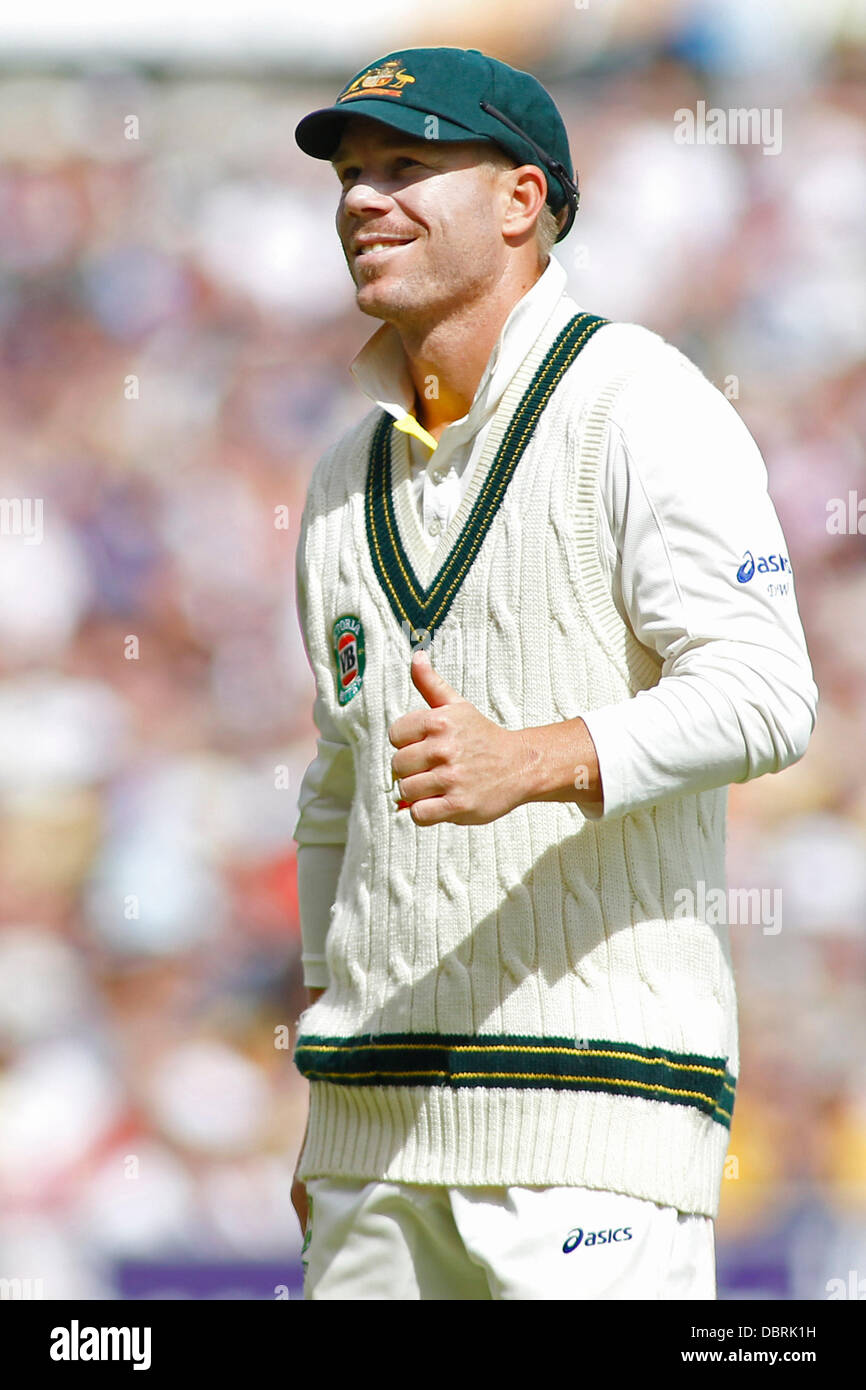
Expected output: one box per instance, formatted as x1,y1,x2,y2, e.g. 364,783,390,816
514,642,816,825
516,716,604,813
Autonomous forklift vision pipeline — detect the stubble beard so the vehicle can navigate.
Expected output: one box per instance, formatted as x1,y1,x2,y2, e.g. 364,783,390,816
354,255,495,340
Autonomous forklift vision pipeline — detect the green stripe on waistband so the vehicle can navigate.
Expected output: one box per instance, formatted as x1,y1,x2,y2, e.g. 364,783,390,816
294,1032,737,1130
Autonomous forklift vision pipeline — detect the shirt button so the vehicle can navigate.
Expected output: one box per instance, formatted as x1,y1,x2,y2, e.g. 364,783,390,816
429,518,442,536
431,467,445,483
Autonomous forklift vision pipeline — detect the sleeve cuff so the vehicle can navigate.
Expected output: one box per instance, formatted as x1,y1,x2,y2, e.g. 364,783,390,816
300,953,331,991
577,704,634,822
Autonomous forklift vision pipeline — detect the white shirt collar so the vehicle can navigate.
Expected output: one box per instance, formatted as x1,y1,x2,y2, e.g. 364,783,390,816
349,254,573,447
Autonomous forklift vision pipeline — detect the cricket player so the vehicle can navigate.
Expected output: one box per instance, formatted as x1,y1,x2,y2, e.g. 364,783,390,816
289,46,818,1300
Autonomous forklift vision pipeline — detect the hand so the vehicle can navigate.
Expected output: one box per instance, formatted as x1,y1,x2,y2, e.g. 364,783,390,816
291,1170,309,1236
388,647,528,826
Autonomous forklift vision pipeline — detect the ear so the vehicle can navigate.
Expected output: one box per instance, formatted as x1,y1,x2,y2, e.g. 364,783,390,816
502,164,548,242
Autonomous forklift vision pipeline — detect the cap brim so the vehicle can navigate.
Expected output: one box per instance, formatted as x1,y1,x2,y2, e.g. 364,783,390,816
295,100,494,159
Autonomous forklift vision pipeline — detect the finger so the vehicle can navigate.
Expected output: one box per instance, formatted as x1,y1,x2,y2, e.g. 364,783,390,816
405,793,465,826
388,710,433,749
410,647,463,708
391,743,437,781
395,767,452,807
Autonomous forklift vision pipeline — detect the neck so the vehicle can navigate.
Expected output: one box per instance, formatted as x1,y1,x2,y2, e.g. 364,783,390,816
397,259,547,441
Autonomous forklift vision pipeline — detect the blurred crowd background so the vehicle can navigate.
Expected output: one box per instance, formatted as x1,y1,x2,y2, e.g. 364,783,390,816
0,0,864,1300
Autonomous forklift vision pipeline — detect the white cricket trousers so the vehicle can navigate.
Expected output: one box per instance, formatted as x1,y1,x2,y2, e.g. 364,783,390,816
301,1178,716,1300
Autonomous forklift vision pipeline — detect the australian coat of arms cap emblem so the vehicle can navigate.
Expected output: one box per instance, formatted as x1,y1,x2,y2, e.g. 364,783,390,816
338,58,416,102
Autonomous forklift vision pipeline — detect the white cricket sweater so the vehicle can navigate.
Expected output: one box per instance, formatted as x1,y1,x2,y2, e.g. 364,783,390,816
296,259,818,986
291,286,817,1217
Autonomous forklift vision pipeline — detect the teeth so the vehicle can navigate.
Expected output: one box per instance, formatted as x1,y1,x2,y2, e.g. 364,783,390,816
359,241,407,255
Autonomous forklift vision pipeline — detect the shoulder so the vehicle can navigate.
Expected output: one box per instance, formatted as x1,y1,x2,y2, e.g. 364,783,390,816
549,316,693,424
301,406,384,522
581,318,706,394
594,331,770,512
594,321,730,427
564,316,761,464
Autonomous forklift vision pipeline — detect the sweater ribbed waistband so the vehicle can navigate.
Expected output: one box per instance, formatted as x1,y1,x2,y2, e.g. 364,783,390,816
296,1081,734,1218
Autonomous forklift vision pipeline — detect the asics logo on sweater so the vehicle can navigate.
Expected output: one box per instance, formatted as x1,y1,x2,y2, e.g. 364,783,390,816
562,1226,634,1253
736,550,791,583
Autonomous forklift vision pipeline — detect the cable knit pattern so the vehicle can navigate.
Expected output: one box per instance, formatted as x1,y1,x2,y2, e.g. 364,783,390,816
293,309,738,1217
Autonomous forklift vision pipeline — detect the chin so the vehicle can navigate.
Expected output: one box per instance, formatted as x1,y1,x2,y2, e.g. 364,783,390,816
354,283,389,312
354,279,420,323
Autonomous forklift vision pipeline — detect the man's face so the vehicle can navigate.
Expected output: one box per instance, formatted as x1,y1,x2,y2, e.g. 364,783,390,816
331,115,513,328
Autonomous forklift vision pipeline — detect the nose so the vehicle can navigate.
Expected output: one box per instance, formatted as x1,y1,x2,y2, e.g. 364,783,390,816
341,180,396,218
338,180,397,253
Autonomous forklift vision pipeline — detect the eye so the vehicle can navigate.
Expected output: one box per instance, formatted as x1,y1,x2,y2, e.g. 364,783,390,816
334,154,425,187
389,156,428,175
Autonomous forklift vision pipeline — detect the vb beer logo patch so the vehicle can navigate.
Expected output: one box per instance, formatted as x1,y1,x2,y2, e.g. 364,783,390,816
332,614,365,705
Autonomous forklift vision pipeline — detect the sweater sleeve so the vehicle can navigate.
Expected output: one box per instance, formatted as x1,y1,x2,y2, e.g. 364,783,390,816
297,845,345,989
292,498,356,986
578,358,818,822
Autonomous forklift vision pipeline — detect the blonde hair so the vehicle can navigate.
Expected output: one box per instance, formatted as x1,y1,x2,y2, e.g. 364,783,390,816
535,200,565,259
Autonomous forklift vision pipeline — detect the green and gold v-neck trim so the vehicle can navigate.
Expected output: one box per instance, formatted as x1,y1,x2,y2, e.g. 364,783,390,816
364,310,610,642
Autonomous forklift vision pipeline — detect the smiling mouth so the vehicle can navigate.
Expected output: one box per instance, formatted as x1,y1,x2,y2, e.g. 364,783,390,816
354,239,415,260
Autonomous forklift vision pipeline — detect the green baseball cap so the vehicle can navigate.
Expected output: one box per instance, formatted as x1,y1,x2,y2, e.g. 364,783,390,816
294,47,579,242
